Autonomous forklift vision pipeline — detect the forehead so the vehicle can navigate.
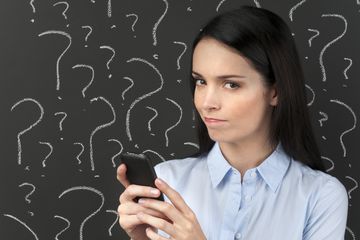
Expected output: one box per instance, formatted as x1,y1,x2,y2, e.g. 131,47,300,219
192,38,256,76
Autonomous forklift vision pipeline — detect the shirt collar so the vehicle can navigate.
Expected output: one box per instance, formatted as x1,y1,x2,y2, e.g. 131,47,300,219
206,142,290,193
256,142,290,193
207,142,233,188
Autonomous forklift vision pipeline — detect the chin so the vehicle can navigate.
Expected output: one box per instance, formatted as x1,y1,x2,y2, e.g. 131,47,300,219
207,130,247,145
207,131,228,143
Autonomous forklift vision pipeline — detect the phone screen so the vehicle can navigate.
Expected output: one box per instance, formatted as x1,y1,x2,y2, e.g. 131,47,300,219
120,152,164,201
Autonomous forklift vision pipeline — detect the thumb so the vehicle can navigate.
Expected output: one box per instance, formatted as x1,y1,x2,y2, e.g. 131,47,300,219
117,163,131,188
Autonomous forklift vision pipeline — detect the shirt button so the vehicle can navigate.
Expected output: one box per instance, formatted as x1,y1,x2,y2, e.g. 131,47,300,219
235,233,242,239
245,195,251,201
251,172,257,178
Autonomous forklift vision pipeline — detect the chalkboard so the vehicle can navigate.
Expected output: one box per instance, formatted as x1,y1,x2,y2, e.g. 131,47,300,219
0,0,358,239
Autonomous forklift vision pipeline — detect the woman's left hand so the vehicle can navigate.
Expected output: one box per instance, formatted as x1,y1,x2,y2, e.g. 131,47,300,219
136,178,206,240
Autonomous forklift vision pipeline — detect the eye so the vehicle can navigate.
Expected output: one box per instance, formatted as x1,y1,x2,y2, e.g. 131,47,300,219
224,81,240,89
194,78,205,86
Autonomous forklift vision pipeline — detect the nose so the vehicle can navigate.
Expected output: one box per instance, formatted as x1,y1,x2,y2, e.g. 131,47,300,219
198,87,220,112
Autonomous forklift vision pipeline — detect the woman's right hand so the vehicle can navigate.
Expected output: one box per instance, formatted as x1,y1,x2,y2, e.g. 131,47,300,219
117,163,168,240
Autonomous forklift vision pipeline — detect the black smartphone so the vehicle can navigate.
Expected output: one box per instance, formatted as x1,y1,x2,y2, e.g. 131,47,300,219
120,152,164,201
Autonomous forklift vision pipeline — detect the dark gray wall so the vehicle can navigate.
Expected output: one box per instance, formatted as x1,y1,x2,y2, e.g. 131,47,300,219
0,0,358,239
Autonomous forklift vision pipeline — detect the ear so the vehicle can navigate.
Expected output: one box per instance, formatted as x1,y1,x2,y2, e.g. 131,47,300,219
269,85,278,106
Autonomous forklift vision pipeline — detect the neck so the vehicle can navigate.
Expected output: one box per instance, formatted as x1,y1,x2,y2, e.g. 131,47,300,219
218,138,277,178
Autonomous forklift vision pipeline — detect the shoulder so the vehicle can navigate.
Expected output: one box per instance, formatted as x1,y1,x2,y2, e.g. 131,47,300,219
154,154,208,186
287,161,349,239
289,159,347,198
287,159,348,217
155,154,206,177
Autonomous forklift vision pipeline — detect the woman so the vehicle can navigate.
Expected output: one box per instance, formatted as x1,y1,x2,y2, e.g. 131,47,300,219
117,6,348,240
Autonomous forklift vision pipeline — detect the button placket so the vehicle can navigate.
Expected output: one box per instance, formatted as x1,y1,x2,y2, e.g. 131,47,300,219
235,233,242,239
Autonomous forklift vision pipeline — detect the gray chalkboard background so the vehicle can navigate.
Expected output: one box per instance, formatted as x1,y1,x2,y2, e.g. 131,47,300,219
0,0,359,239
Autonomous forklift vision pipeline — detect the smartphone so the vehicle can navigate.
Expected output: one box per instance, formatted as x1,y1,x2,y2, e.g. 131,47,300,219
120,152,164,201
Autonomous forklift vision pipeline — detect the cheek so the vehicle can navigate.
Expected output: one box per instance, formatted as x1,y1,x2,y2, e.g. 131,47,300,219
229,94,267,121
193,90,202,111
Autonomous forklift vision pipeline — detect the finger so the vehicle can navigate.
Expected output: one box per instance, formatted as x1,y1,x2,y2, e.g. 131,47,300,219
118,201,171,220
117,164,130,188
137,212,175,237
120,184,162,203
145,227,168,240
154,178,193,214
118,214,144,230
138,198,182,224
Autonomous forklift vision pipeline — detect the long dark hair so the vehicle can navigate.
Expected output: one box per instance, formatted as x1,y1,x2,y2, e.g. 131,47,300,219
189,6,325,171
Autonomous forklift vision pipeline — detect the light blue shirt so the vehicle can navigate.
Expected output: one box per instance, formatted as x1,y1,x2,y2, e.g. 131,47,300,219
154,142,348,240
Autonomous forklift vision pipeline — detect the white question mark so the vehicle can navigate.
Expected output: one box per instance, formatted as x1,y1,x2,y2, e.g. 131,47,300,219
72,64,94,98
253,0,261,7
18,183,36,204
73,142,84,166
173,41,187,70
125,58,164,142
216,0,227,12
89,96,116,171
38,30,72,99
53,1,70,27
107,139,123,168
184,142,199,150
54,215,70,240
30,0,36,22
164,97,183,147
122,76,134,101
54,112,67,131
54,112,67,140
3,214,39,240
345,176,358,200
330,99,357,157
146,106,158,132
11,98,44,165
318,111,328,127
99,45,115,78
305,84,315,106
39,141,53,167
307,29,320,47
187,0,192,12
343,57,352,80
142,149,166,162
58,186,104,240
152,0,168,46
320,156,334,172
107,0,112,17
319,14,347,82
81,26,92,47
346,226,356,240
105,210,119,236
289,0,307,22
126,13,138,38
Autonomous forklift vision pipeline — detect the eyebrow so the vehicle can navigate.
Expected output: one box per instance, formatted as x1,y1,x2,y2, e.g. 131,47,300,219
191,71,246,80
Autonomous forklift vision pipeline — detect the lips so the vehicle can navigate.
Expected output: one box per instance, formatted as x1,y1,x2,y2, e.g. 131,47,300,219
204,117,226,124
205,117,225,121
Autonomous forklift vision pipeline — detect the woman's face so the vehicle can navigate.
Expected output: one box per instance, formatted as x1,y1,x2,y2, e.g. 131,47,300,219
192,38,278,146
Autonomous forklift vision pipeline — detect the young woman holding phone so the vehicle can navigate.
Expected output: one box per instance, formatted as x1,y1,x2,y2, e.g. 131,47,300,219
117,6,348,240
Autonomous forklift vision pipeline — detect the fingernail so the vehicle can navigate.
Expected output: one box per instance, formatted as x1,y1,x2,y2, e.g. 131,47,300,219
150,188,159,195
138,198,145,204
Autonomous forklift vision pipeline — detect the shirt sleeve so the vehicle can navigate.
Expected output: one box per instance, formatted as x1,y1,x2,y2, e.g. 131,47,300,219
303,177,348,240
